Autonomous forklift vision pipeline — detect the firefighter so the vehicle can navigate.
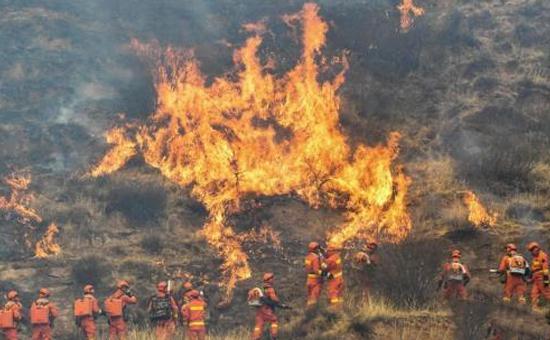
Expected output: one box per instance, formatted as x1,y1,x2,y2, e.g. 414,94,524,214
252,273,289,340
74,284,101,340
438,249,471,300
0,290,23,340
351,241,379,303
182,281,194,304
497,243,528,304
148,281,179,340
104,280,137,340
527,242,550,312
182,290,207,340
29,288,59,340
304,241,324,310
325,242,344,311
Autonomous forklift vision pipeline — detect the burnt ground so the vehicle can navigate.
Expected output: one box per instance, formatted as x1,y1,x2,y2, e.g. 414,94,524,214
0,0,550,338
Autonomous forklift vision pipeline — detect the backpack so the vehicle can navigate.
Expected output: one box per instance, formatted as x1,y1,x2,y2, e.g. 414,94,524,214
30,303,50,325
447,262,465,281
247,287,264,307
104,297,123,317
149,295,171,321
74,298,93,317
0,309,15,329
509,254,527,275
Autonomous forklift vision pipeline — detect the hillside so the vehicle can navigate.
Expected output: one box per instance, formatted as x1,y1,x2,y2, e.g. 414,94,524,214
0,0,549,339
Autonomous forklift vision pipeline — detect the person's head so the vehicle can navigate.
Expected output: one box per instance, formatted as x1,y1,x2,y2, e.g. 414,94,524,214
39,288,51,298
527,242,541,255
451,249,461,261
308,242,320,253
7,290,19,302
157,281,168,293
366,241,378,253
505,243,517,255
188,290,200,300
326,242,342,255
83,284,95,295
117,280,130,290
183,281,193,291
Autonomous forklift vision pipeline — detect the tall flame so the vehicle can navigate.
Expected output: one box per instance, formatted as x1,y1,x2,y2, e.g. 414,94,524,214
90,3,411,300
34,223,62,258
463,191,498,228
397,0,425,32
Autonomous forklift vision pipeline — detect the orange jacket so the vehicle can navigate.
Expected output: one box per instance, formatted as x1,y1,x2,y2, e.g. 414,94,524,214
111,289,138,307
182,299,207,330
4,301,22,322
531,251,549,274
326,252,343,281
305,252,323,281
83,294,101,315
441,260,471,282
31,299,59,324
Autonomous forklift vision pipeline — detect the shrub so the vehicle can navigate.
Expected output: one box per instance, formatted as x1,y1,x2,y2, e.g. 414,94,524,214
71,255,112,288
140,235,164,254
106,182,167,227
373,239,447,309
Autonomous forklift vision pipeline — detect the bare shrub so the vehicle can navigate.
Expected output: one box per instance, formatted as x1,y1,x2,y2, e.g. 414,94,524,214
140,235,164,254
373,239,447,309
451,300,494,340
106,182,167,228
71,255,112,288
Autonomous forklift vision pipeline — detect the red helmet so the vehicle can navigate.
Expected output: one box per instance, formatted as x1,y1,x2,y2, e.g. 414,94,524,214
116,280,130,289
39,288,51,297
83,285,94,294
451,249,461,258
7,290,18,300
327,242,342,252
263,272,274,282
188,290,200,299
308,242,320,252
157,281,168,292
527,242,540,252
505,243,517,251
183,281,193,290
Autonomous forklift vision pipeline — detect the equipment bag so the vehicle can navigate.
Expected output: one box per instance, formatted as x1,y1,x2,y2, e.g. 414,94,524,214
104,297,123,317
447,262,465,281
509,255,527,275
30,304,50,325
149,296,171,321
0,309,15,329
247,287,264,307
74,298,93,317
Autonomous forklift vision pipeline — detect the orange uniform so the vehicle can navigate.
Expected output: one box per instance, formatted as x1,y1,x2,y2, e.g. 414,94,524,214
182,292,207,340
252,283,279,340
1,300,23,340
107,289,137,340
30,299,59,340
498,254,527,303
441,259,470,300
148,292,179,340
530,250,550,307
77,294,101,339
305,251,323,308
326,250,344,310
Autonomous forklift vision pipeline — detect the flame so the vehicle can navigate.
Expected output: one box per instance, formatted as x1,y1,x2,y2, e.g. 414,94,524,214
463,191,498,228
238,225,283,251
0,172,62,257
0,173,43,223
397,0,425,32
34,223,61,258
90,3,411,299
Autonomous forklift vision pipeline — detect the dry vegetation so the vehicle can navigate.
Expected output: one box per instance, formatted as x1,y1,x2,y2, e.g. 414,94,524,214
0,0,549,338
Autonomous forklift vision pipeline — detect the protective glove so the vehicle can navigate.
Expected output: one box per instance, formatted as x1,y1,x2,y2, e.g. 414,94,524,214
124,288,134,297
544,275,549,287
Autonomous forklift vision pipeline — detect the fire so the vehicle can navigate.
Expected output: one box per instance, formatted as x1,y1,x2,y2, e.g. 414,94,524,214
0,172,62,257
463,191,498,228
0,172,43,223
90,3,411,299
397,0,425,32
34,223,62,258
